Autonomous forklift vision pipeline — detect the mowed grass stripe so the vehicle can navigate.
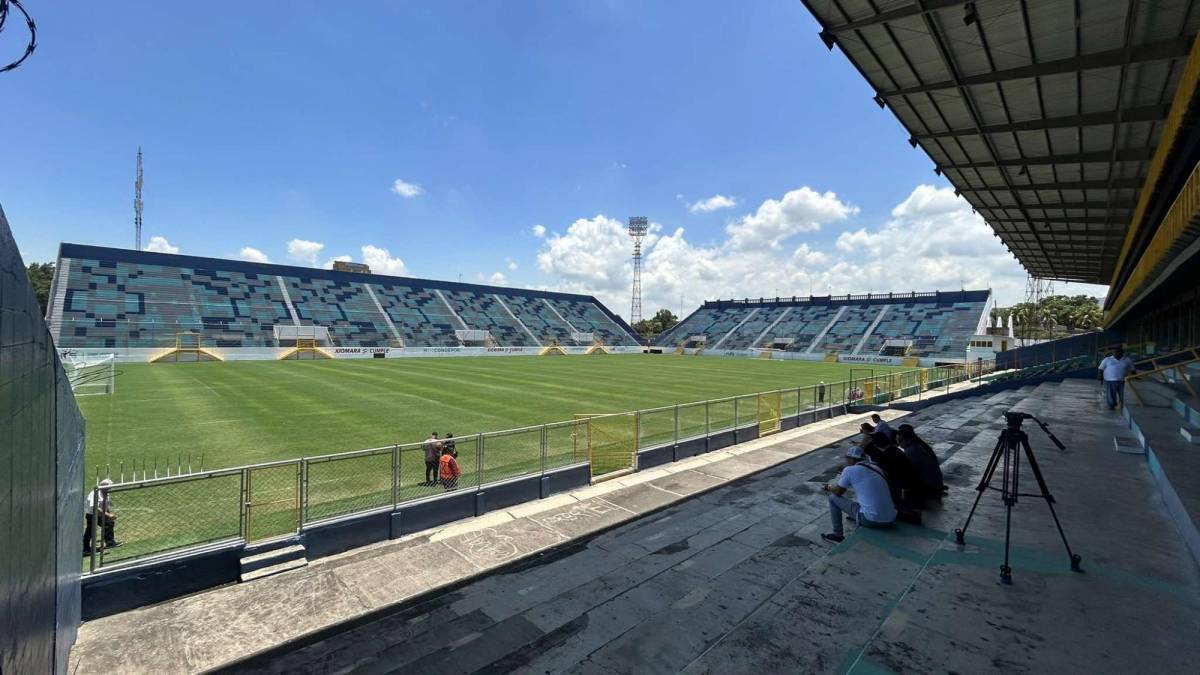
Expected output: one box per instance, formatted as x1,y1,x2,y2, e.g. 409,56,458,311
80,355,902,480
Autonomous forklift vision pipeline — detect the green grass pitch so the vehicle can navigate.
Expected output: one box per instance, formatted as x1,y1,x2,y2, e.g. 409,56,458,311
79,354,907,563
81,354,899,476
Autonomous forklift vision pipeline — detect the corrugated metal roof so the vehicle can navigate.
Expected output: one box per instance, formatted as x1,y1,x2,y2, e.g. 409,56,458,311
801,0,1200,284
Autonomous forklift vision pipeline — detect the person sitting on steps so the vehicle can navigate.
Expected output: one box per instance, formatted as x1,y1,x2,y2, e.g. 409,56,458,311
822,445,897,543
870,413,895,442
896,423,946,500
864,431,923,512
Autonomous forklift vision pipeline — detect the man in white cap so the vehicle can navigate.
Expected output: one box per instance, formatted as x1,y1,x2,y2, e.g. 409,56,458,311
821,445,897,543
84,479,119,553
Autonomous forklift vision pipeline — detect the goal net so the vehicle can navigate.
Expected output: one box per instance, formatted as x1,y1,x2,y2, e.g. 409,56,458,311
64,354,115,396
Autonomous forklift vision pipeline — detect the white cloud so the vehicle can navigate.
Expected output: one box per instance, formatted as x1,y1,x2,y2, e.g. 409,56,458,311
287,238,324,265
726,186,858,250
238,247,270,263
489,272,508,286
360,245,408,276
688,194,737,213
531,224,547,238
144,236,179,254
536,215,642,289
505,257,518,271
530,184,1052,320
391,178,425,198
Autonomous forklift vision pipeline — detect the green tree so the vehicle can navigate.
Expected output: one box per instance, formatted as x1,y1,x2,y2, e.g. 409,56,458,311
632,308,679,340
990,294,1103,338
25,262,55,316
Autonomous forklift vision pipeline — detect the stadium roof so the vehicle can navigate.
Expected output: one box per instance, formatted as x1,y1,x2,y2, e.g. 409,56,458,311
800,0,1200,286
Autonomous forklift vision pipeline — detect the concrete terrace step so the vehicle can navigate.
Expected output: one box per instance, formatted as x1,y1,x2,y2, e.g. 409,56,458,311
241,544,306,573
240,557,308,583
1181,423,1200,445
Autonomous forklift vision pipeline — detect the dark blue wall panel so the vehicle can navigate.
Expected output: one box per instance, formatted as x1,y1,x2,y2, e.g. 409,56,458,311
478,476,541,513
305,512,392,559
636,446,673,469
81,547,241,621
1,205,85,674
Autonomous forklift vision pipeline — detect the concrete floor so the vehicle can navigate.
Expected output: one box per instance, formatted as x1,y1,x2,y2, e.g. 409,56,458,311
213,379,1200,674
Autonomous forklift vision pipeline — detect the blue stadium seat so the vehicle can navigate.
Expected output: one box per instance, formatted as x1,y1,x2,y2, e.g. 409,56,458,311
47,244,641,350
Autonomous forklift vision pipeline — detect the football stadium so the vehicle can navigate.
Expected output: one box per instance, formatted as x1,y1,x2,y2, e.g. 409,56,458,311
43,243,990,565
4,2,1200,674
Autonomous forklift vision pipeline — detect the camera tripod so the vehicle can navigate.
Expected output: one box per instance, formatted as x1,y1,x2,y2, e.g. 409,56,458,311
954,412,1083,584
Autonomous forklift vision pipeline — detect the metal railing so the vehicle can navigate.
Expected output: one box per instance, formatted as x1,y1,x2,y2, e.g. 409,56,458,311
84,360,986,572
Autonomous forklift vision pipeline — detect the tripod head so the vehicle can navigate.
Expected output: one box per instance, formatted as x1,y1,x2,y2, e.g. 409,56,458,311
1004,411,1066,451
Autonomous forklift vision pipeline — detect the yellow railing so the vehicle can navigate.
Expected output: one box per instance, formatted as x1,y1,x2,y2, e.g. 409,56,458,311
1107,33,1200,317
1125,347,1200,404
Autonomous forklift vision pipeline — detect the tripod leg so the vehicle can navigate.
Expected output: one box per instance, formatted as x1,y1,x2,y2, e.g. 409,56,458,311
955,433,1007,545
1021,437,1083,573
1000,437,1019,584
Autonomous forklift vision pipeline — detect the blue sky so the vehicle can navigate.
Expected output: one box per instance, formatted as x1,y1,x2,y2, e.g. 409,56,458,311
3,1,1104,316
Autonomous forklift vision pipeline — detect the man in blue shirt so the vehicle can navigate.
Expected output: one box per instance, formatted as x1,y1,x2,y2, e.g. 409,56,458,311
821,445,897,543
1098,348,1136,410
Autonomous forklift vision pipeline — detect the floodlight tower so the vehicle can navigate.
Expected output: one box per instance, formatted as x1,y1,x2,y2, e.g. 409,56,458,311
134,147,144,250
628,216,648,325
1019,274,1055,345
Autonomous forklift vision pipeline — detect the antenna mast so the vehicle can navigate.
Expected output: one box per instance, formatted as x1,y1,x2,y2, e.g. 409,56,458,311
135,147,144,250
628,216,648,325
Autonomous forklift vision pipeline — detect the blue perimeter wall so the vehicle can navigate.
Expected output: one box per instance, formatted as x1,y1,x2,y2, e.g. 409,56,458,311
2,208,85,675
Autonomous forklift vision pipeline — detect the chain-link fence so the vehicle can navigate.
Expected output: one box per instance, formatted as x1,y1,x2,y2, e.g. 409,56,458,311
90,471,242,570
85,359,992,570
305,447,394,523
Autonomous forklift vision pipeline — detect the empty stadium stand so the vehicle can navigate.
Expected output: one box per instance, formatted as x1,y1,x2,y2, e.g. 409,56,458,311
658,291,992,358
45,244,640,351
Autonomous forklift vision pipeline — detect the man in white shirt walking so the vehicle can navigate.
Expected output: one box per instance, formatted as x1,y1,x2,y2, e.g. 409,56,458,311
1098,347,1136,410
821,445,897,543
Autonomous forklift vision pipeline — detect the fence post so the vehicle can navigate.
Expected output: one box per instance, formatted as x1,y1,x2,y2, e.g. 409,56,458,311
88,486,98,573
705,400,711,451
477,434,485,488
299,459,308,528
540,424,548,474
240,467,249,541
391,444,399,507
733,397,739,442
634,410,642,453
674,405,680,445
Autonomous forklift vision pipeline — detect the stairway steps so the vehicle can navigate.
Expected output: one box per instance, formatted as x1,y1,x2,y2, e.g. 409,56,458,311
240,542,308,581
241,557,308,583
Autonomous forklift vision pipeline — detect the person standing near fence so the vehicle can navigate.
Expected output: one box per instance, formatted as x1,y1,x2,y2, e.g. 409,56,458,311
1098,348,1136,410
423,432,442,485
818,381,826,404
440,446,461,490
84,479,119,553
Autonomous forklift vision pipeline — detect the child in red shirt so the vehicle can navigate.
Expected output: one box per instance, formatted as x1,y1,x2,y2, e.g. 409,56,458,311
439,446,461,490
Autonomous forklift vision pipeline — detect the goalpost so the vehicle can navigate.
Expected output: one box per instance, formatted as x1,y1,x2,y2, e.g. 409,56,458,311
63,353,116,396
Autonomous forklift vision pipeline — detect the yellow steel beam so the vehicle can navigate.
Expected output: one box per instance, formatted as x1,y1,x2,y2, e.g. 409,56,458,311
1106,34,1200,315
